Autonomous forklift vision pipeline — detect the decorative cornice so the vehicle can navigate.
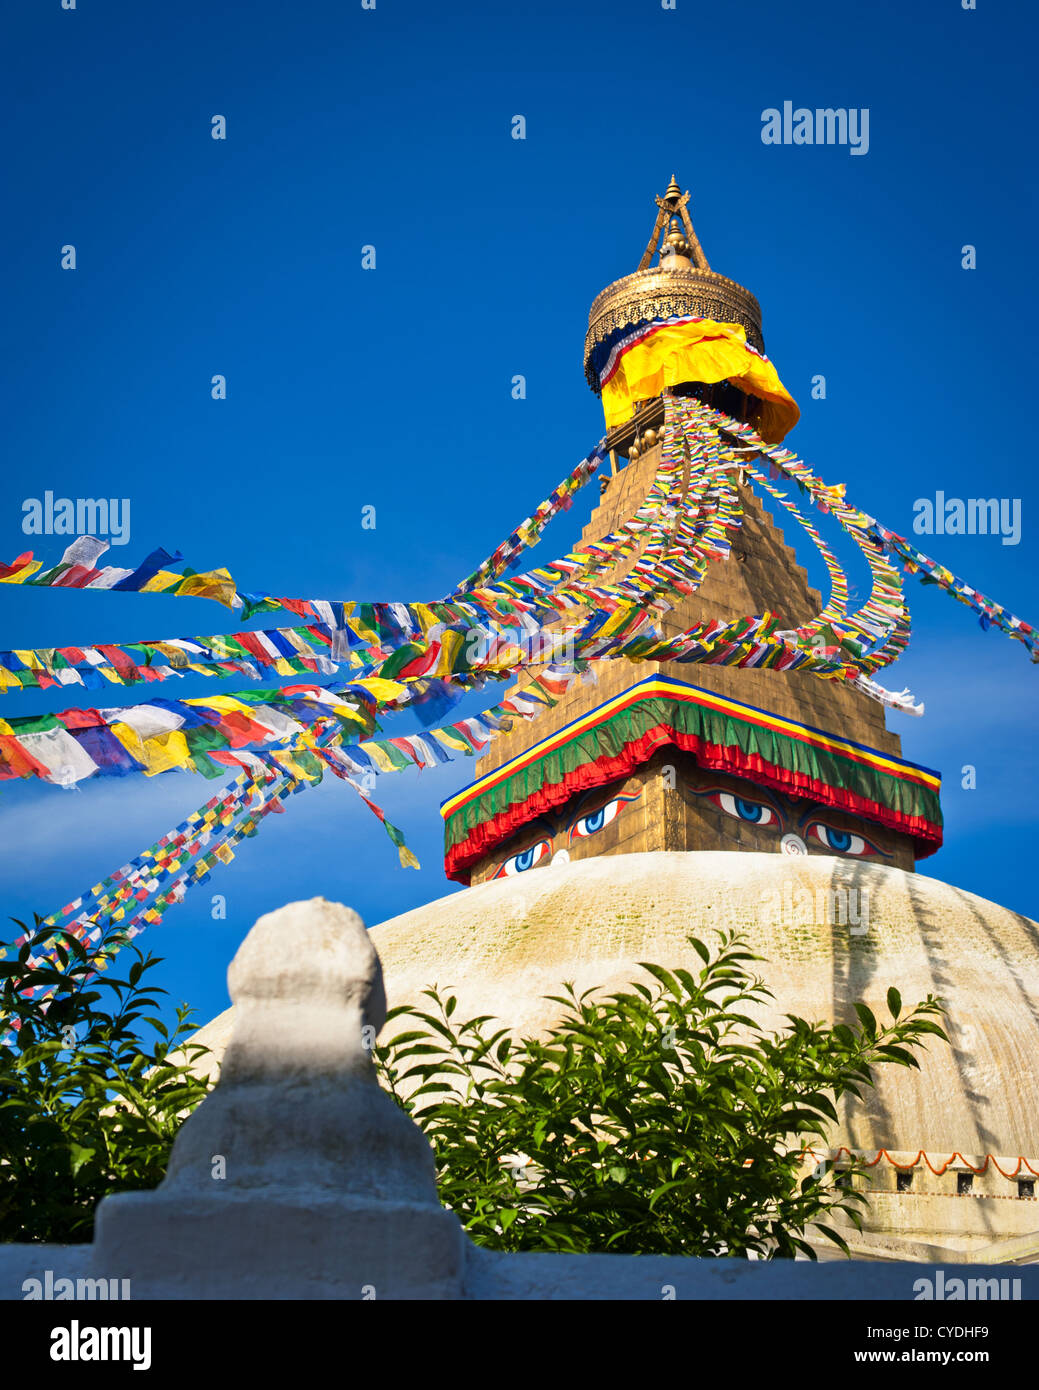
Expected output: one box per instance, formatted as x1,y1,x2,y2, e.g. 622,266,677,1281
821,1147,1039,1181
584,265,764,392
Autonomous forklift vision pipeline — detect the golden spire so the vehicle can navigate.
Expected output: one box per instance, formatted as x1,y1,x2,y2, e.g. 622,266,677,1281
637,174,711,273
584,174,765,395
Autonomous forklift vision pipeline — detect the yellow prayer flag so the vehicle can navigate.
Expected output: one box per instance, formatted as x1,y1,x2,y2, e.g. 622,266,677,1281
351,677,408,703
434,628,466,677
329,703,369,725
190,694,253,714
0,561,43,585
410,603,440,635
432,728,470,753
358,741,399,773
109,724,192,775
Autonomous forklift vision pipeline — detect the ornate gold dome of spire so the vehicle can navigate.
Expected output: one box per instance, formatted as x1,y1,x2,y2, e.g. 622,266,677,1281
583,175,765,394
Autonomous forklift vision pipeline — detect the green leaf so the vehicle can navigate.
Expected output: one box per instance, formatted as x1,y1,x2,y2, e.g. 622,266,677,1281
687,937,711,966
886,987,901,1019
873,1044,920,1069
852,1002,877,1038
813,1223,852,1255
68,1143,96,1177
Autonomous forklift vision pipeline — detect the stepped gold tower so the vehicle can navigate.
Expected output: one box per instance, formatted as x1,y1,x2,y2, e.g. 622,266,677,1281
442,176,939,888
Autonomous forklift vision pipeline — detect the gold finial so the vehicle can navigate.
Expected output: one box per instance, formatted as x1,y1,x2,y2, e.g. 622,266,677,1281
664,174,682,203
661,214,692,264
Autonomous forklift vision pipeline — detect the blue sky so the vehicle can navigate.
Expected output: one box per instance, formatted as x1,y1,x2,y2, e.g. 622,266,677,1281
2,0,1037,1027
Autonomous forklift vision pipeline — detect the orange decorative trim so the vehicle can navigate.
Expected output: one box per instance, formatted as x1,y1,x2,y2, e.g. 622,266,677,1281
808,1147,1039,1180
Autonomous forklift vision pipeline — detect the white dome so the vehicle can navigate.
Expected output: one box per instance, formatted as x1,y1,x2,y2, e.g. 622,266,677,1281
190,852,1039,1255
364,851,1039,1162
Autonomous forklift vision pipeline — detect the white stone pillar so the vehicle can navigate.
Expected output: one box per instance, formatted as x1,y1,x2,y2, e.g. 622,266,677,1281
92,898,466,1299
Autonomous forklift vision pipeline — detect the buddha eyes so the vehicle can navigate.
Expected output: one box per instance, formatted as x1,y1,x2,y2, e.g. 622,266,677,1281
568,794,639,843
711,791,778,826
492,839,551,878
492,792,642,876
805,822,880,858
489,792,880,874
703,790,881,857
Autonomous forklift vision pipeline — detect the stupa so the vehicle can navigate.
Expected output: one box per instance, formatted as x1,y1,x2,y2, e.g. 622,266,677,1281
443,177,937,888
193,177,1039,1262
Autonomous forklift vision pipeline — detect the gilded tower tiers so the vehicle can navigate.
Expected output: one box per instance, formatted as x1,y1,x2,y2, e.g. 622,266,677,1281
441,178,941,887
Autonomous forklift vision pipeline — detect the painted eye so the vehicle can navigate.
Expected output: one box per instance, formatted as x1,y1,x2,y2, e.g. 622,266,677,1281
492,839,551,878
806,822,878,857
715,792,776,826
568,793,641,843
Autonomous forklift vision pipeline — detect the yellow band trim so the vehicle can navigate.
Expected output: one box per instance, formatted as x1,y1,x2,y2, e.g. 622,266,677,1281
441,677,940,820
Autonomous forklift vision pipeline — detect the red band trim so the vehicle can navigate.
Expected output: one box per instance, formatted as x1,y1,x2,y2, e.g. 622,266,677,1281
445,721,942,883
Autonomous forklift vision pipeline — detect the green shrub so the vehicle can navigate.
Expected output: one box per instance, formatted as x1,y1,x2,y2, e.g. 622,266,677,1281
374,930,947,1258
1,919,947,1259
0,919,211,1244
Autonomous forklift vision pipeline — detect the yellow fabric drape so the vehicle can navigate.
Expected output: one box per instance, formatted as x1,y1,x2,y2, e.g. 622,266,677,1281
601,318,800,442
